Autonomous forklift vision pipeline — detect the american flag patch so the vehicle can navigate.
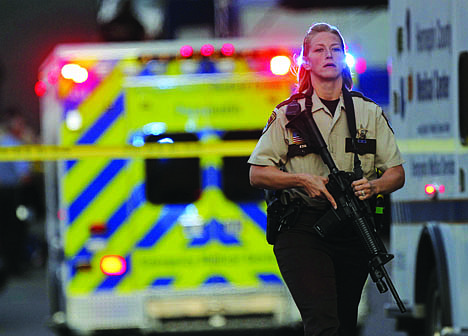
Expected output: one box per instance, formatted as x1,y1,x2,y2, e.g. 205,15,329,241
292,131,305,144
262,111,277,134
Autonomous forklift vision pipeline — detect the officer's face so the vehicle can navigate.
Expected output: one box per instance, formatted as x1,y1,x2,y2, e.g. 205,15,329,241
304,32,345,82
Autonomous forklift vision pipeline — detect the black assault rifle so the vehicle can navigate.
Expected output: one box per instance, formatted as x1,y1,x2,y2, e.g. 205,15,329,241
287,108,407,314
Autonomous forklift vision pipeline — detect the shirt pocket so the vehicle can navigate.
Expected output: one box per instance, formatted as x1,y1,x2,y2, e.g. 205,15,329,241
360,153,375,178
330,134,354,171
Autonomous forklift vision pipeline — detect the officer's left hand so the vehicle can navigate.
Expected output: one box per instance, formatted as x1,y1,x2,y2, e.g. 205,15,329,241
351,177,375,200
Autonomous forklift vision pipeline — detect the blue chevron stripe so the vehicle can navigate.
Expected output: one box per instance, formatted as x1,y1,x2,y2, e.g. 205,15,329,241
152,277,175,287
67,159,128,225
65,94,124,171
239,203,267,231
103,183,146,238
258,273,282,284
78,94,124,145
137,204,188,248
69,183,145,278
203,275,229,286
96,273,125,291
202,166,221,188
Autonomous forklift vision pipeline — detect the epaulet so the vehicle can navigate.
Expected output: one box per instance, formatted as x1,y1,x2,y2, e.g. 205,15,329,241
350,90,378,105
275,92,306,109
351,90,394,133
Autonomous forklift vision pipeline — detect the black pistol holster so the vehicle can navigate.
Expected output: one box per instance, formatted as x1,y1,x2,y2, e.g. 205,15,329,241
265,190,302,245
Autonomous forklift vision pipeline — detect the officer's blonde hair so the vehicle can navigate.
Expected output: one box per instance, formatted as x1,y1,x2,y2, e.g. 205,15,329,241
297,23,353,93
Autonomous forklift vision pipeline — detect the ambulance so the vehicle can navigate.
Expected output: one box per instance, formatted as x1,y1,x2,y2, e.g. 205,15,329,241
388,1,468,335
38,39,302,334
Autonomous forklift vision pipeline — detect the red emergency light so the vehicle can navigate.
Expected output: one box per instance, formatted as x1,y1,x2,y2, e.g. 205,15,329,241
200,44,215,57
34,80,47,97
100,255,127,276
180,45,193,58
221,43,235,56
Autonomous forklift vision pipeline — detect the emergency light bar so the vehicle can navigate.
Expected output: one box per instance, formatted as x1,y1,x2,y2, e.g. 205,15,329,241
36,39,302,97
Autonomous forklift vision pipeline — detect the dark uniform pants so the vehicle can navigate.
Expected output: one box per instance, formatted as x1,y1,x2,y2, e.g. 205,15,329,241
273,214,369,336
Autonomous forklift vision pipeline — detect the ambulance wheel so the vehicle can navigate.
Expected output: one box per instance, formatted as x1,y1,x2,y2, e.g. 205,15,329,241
425,270,442,336
54,326,75,336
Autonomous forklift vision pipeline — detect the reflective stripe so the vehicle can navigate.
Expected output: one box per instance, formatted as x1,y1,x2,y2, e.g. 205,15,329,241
68,183,146,284
61,61,125,146
137,204,188,248
397,138,468,153
203,275,229,285
68,159,128,224
202,166,222,189
392,200,468,223
152,277,175,287
66,94,124,171
104,183,146,239
240,203,267,232
258,273,282,284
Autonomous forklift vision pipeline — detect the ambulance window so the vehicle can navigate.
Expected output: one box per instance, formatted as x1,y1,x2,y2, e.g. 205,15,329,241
144,133,200,204
222,130,264,202
459,52,468,145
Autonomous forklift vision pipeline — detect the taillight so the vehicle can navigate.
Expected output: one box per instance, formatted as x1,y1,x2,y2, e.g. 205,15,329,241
100,255,127,276
424,183,445,198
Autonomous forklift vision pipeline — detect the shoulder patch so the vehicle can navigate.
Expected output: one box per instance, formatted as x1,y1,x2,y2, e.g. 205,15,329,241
350,90,378,105
381,109,395,134
276,92,306,109
262,111,277,134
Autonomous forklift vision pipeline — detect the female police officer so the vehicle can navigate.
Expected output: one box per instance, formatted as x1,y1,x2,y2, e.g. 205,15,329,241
248,23,405,336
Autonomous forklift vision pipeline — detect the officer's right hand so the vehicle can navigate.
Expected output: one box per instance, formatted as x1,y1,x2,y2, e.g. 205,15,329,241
299,174,337,209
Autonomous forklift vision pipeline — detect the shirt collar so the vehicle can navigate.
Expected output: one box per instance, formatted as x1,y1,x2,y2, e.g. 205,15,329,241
310,91,345,117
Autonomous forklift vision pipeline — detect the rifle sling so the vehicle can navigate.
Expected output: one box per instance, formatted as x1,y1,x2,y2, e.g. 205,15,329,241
304,87,363,176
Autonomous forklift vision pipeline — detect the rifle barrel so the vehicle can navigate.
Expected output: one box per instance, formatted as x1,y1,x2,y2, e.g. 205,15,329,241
381,265,407,313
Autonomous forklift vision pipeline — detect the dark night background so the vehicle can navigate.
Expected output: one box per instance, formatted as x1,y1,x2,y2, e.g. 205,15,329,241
0,0,388,136
0,0,100,133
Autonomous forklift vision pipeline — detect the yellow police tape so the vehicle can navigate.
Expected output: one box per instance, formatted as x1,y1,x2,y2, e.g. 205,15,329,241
0,140,258,161
3,139,464,162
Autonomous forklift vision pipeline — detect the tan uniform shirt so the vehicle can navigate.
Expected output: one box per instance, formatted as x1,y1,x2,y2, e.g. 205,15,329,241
248,90,404,207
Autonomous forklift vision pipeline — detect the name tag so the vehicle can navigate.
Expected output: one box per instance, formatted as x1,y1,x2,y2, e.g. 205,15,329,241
345,138,376,155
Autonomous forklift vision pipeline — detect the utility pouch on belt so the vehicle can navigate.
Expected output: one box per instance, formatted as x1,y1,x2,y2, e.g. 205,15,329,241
265,190,302,245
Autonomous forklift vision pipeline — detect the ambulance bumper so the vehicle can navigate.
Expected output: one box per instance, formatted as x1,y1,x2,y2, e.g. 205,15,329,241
65,286,298,333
